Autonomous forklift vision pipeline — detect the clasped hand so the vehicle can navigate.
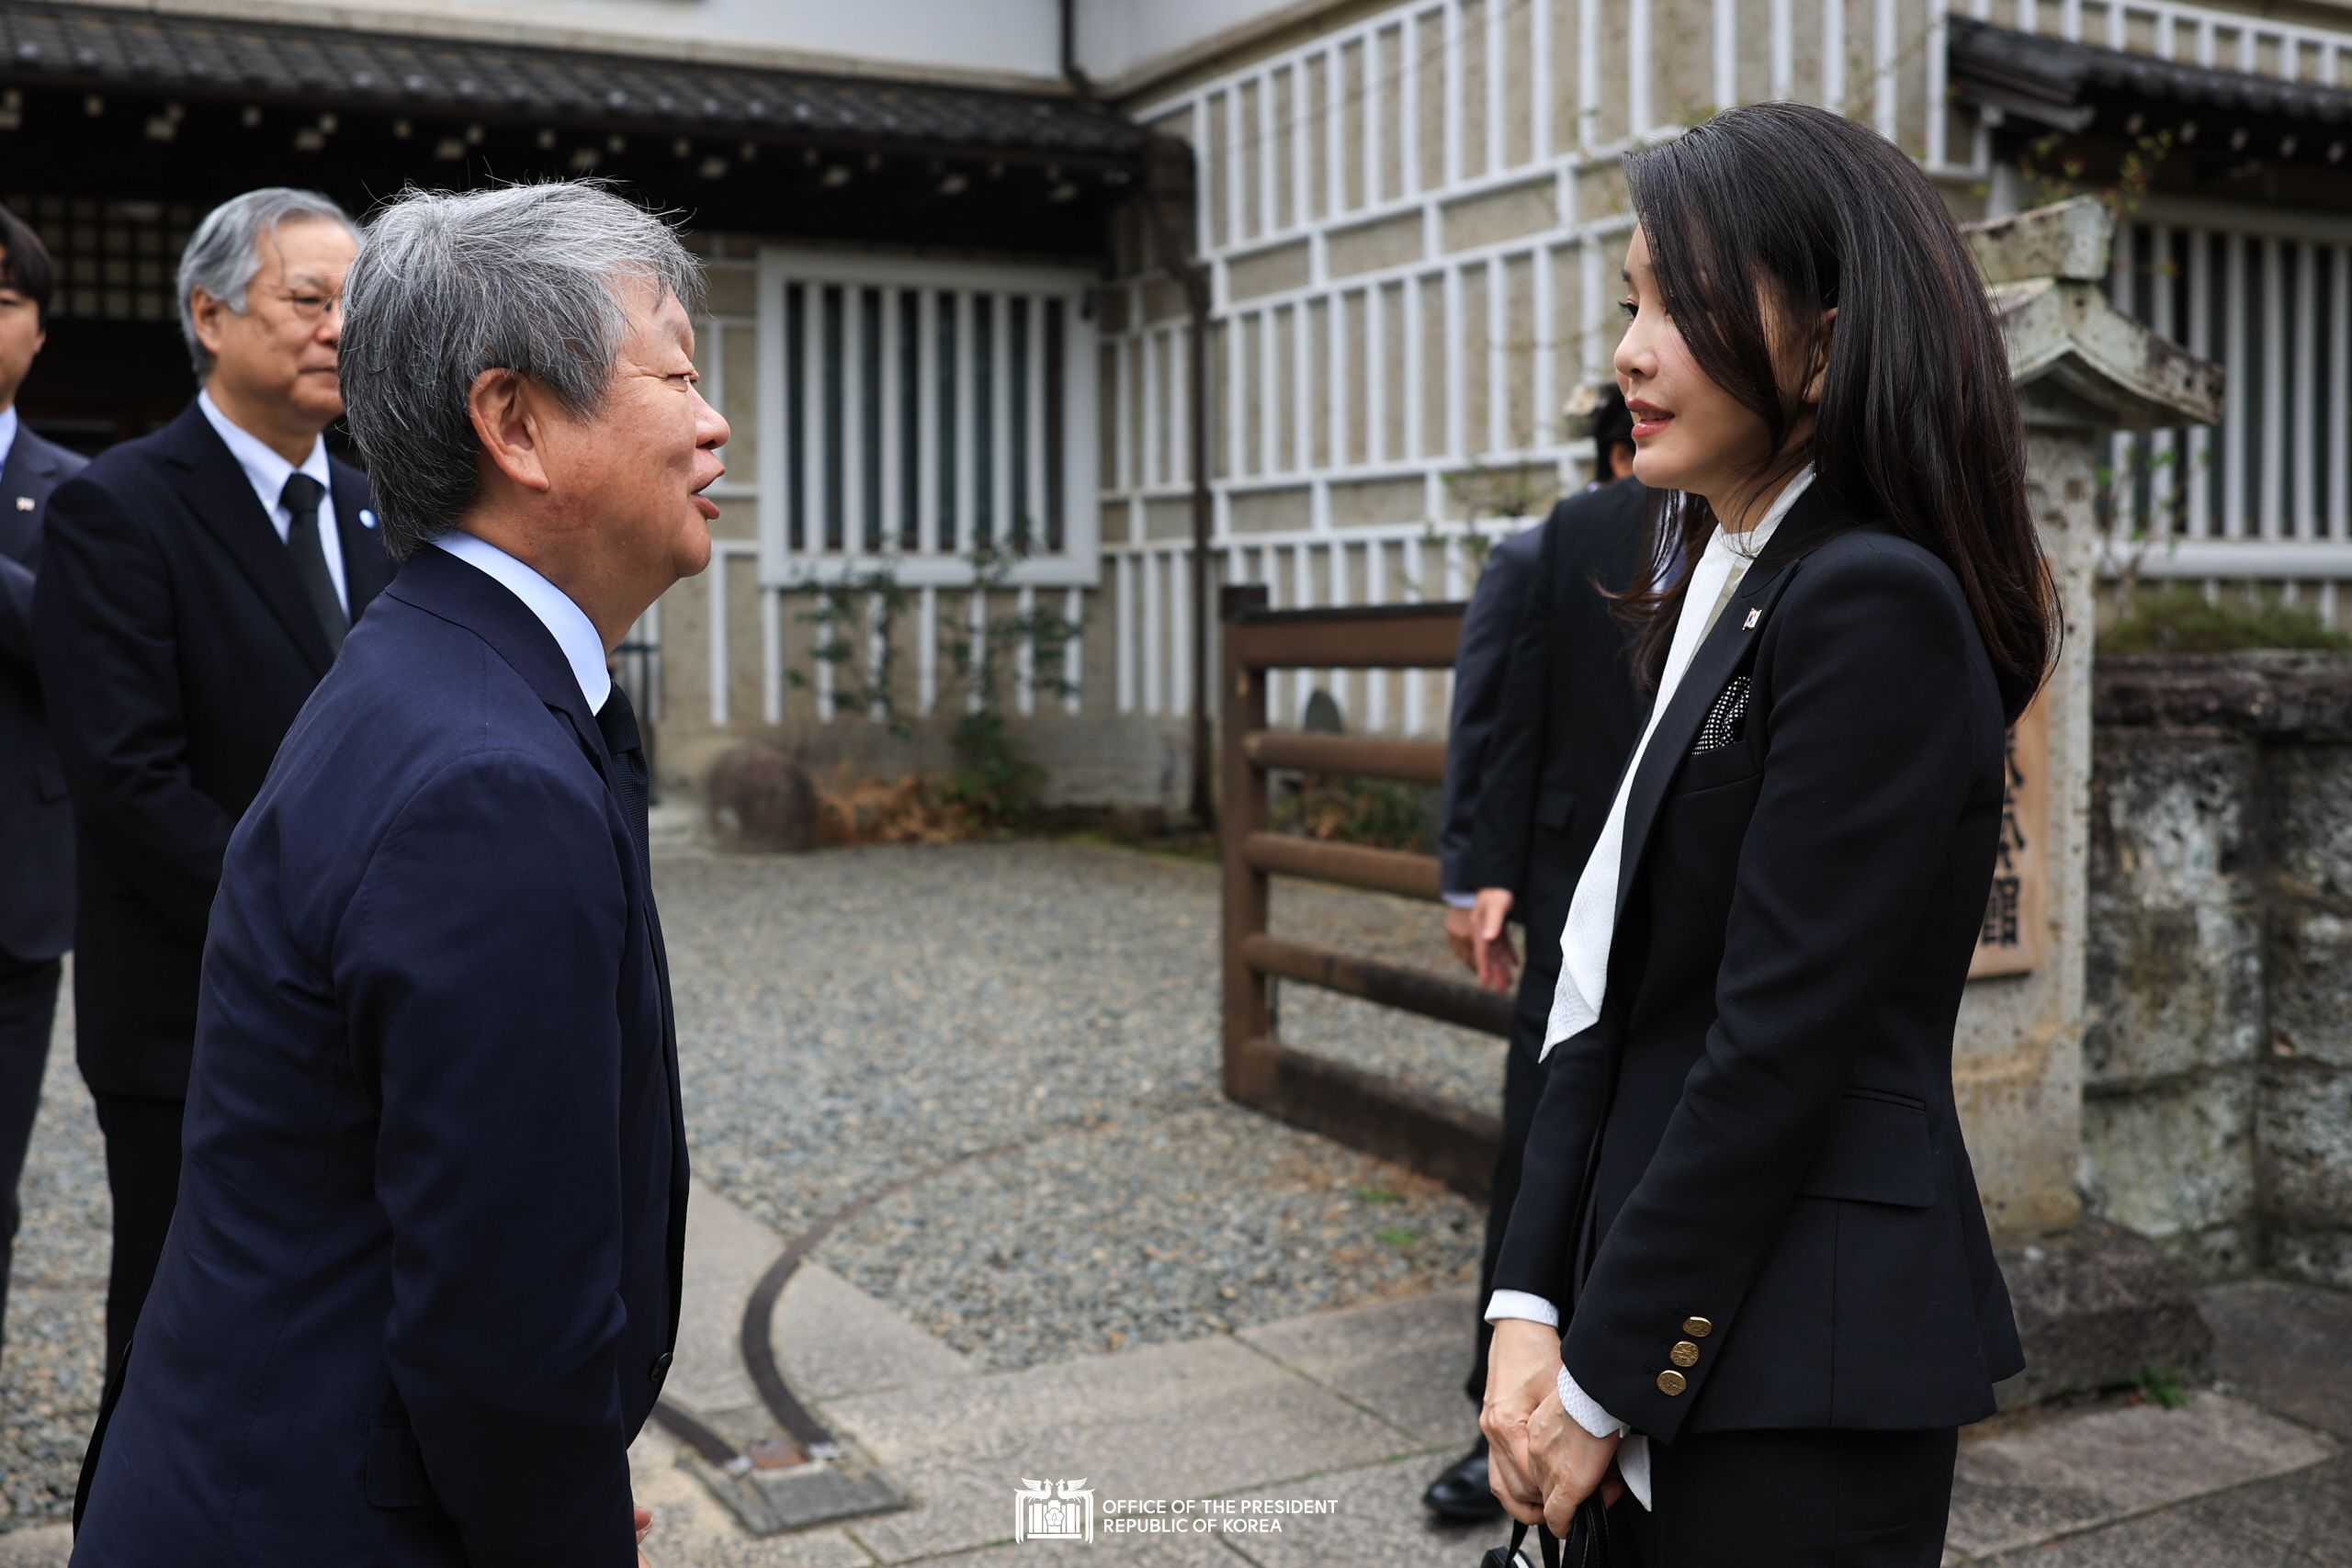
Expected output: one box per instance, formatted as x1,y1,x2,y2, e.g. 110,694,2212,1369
1480,1319,1624,1537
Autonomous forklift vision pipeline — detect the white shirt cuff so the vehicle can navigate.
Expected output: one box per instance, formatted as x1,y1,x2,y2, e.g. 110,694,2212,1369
1555,1367,1628,1440
1442,890,1477,908
1483,1290,1561,1329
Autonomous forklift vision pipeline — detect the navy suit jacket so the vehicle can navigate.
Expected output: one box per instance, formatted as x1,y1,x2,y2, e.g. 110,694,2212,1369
0,423,86,963
34,402,393,1096
72,545,688,1568
1437,520,1548,899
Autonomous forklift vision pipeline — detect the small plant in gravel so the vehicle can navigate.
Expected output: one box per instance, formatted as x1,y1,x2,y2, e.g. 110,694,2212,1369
787,525,1082,832
1273,774,1438,853
1373,1225,1422,1251
2132,1365,2189,1410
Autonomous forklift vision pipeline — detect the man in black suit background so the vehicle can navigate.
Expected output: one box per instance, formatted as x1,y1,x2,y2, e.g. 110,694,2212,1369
0,203,87,1368
1422,387,1647,1521
34,187,392,1377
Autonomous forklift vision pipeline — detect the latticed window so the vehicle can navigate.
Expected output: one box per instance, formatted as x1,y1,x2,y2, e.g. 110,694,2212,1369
754,250,1100,588
4,196,191,322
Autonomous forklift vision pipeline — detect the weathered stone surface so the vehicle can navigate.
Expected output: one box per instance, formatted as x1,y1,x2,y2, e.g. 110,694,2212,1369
2274,743,2352,906
1967,195,2114,286
707,744,821,852
2271,909,2352,1070
2080,1073,2256,1247
2082,905,2264,1086
2264,1225,2352,1292
2258,1066,2352,1223
2086,733,2256,911
2093,652,2352,740
1996,1220,2215,1410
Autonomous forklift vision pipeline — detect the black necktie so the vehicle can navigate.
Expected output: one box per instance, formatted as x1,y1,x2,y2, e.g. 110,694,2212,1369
597,682,650,885
279,471,347,654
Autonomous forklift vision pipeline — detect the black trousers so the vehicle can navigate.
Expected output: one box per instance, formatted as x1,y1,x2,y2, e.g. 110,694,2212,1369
90,1090,184,1378
1466,953,1557,1406
1623,1427,1959,1567
0,952,63,1362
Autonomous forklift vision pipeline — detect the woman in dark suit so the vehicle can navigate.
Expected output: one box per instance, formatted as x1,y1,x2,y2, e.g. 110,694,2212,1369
1478,101,2057,1566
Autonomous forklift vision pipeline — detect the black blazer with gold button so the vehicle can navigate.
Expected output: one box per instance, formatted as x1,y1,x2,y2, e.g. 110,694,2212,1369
1492,482,2027,1443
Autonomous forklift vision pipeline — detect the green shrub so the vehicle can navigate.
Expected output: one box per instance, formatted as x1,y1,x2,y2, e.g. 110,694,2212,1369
2105,587,2350,655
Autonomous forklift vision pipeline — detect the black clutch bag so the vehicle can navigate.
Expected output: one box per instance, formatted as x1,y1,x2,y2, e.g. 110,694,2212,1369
1478,1497,1614,1568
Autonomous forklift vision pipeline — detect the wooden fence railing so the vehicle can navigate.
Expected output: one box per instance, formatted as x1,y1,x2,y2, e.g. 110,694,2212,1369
1219,584,1513,1196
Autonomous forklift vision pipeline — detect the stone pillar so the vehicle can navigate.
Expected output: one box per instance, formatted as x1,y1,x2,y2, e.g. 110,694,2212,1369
1948,199,2228,1404
1951,423,2100,1242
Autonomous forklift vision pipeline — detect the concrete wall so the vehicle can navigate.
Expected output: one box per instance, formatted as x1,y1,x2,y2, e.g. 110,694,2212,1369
2084,652,2352,1286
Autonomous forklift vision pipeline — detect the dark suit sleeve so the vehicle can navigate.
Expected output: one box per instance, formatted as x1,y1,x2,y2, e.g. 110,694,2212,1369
1460,521,1563,897
0,551,32,670
34,474,236,947
1440,529,1543,897
345,749,637,1568
1559,550,1986,1442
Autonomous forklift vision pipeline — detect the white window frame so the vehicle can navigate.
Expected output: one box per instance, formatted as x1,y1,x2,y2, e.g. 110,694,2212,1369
754,247,1102,590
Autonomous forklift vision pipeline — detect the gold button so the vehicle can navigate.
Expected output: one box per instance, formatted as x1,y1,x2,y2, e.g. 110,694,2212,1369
1669,1339,1701,1368
1682,1316,1713,1338
1657,1369,1688,1396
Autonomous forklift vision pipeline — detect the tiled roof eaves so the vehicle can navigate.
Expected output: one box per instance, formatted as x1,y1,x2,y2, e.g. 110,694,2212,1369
0,1,1150,161
1949,16,2352,130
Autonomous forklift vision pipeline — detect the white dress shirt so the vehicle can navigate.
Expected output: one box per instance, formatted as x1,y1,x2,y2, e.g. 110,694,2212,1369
196,389,349,615
1486,466,1817,1513
430,530,610,712
0,404,19,487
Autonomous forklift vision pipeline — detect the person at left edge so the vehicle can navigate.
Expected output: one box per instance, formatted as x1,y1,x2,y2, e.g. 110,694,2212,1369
0,202,86,1371
31,188,390,1382
70,179,714,1568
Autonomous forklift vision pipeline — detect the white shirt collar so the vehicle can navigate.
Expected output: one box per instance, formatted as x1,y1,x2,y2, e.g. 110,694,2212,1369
429,530,612,712
197,388,332,517
1708,463,1815,563
0,405,18,479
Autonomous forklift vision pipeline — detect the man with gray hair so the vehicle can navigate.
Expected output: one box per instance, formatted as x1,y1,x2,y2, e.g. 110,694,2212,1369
70,180,718,1568
34,186,391,1381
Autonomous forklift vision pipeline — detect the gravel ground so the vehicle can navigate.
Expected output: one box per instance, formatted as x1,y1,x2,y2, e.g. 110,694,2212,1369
661,840,1493,1372
1,973,109,1531
0,840,1497,1529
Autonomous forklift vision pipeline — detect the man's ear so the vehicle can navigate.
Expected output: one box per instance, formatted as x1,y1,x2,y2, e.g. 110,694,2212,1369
467,368,553,494
187,288,231,359
1803,306,1838,407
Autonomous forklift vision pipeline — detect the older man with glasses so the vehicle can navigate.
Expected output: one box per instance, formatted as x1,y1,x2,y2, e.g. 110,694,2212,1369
69,180,715,1568
34,187,394,1383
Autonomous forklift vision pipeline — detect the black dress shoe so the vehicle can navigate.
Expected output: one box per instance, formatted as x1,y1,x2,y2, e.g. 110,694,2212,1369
1422,1438,1504,1522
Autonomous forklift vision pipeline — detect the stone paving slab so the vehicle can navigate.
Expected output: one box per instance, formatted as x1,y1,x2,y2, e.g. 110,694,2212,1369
1223,1452,1503,1567
2201,1280,2352,1442
671,1178,792,1416
822,1336,1413,1562
1944,1393,2336,1562
0,1527,66,1568
777,1261,978,1404
1976,1456,2352,1565
1236,1288,1482,1450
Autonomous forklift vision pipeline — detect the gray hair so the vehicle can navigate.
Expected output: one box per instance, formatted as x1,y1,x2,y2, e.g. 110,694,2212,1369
176,187,359,377
338,182,706,561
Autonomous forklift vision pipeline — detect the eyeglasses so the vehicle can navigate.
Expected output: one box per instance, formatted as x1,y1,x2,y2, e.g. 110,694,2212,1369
273,288,344,322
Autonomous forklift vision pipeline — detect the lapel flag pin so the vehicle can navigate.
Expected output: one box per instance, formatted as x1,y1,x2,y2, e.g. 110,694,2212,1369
359,509,379,530
1743,608,1760,630
14,496,31,511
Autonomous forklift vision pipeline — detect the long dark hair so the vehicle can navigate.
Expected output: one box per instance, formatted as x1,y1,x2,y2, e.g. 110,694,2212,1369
1616,101,2056,722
